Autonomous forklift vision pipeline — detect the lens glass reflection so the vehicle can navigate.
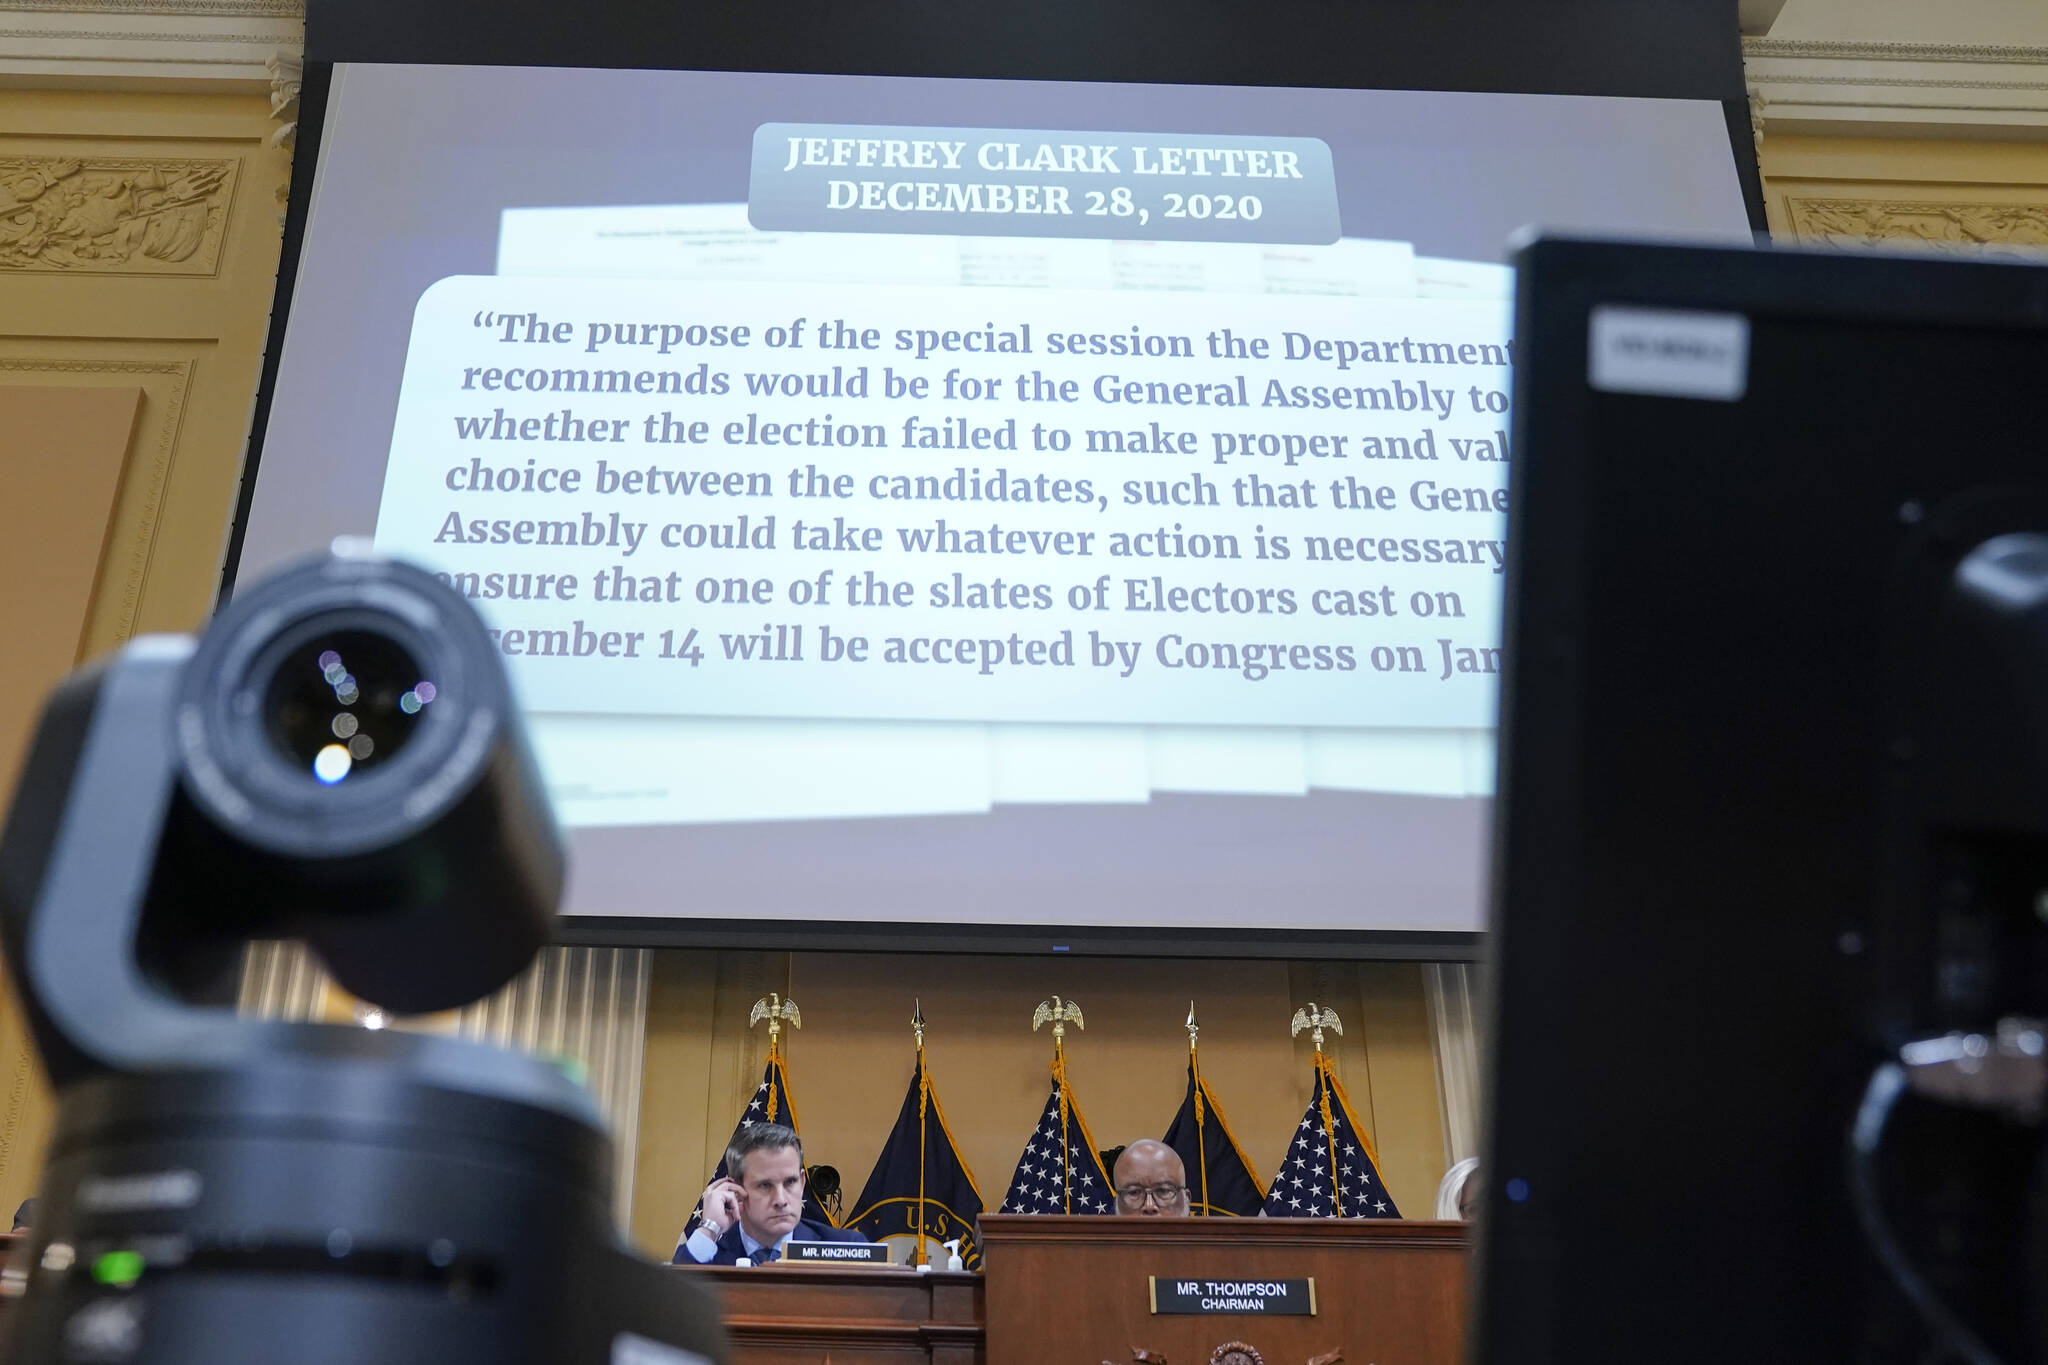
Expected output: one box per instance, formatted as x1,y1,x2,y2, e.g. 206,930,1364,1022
264,630,437,782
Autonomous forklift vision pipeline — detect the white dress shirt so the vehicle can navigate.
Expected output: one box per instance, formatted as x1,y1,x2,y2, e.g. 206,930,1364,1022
677,1220,792,1265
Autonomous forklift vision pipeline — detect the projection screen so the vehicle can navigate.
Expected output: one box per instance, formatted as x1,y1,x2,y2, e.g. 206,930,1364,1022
236,61,1752,944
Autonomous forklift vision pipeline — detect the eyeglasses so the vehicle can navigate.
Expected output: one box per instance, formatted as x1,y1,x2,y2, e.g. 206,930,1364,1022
1115,1184,1189,1209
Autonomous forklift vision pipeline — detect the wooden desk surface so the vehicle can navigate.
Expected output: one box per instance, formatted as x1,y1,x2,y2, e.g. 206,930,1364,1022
681,1263,984,1365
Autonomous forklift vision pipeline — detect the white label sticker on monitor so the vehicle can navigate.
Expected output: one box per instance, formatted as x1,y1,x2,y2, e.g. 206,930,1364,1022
1587,305,1750,401
612,1333,714,1365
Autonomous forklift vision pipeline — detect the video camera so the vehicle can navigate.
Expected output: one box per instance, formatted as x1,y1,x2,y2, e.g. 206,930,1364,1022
0,549,726,1364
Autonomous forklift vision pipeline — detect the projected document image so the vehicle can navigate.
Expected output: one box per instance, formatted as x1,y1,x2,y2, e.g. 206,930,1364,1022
382,154,1516,827
250,64,1751,929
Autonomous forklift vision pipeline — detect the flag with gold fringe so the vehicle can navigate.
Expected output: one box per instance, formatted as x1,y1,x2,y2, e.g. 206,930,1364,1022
1162,1059,1266,1216
999,998,1113,1215
1261,1052,1399,1218
997,1059,1115,1214
848,1025,987,1267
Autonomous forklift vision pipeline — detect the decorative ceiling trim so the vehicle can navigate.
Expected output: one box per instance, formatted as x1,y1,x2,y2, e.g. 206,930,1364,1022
1766,74,2048,93
2,1,300,15
1768,97,2048,114
0,7,302,86
1745,34,2048,138
1746,37,2048,65
0,27,281,44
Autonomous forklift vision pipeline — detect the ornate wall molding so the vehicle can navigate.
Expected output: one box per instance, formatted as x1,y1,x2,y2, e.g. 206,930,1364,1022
1747,38,2048,64
1783,195,2048,251
267,49,298,152
0,357,187,374
6,2,298,14
0,3,302,88
0,26,282,45
0,156,239,274
1763,73,2048,93
1745,33,2048,138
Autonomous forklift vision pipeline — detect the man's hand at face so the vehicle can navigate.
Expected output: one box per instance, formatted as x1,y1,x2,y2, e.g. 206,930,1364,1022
699,1177,744,1238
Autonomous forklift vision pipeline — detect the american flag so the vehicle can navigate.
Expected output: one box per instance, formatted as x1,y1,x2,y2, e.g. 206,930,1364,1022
998,1067,1114,1215
681,1055,835,1240
1261,1057,1400,1219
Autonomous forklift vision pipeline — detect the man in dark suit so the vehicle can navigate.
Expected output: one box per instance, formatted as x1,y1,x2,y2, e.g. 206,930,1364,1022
673,1123,869,1266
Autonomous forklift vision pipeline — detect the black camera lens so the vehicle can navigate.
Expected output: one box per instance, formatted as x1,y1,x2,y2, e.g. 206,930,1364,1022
262,630,438,784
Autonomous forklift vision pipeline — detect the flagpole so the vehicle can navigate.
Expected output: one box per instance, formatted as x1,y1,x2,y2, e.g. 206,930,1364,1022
1291,1002,1345,1218
913,1001,928,1267
1032,996,1083,1215
749,993,800,1123
1055,1030,1070,1214
1315,1053,1343,1217
1187,1002,1209,1217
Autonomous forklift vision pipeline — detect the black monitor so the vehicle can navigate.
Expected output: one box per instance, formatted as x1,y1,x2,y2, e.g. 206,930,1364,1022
1477,237,2048,1364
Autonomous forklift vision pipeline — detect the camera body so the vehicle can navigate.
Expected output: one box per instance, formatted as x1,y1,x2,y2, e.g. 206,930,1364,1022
0,552,724,1364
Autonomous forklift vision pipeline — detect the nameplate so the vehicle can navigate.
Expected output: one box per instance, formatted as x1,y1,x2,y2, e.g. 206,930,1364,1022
1149,1277,1315,1315
784,1240,888,1264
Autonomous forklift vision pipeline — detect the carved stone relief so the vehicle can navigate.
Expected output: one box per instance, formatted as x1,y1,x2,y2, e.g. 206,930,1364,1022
1784,197,2048,253
0,156,238,274
268,50,301,151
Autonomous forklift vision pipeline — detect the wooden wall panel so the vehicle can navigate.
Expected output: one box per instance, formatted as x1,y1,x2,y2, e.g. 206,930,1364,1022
0,384,139,776
0,84,292,1218
0,90,293,646
0,366,141,1209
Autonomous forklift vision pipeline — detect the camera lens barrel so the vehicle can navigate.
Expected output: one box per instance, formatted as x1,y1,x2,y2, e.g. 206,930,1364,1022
262,628,429,782
171,554,562,1014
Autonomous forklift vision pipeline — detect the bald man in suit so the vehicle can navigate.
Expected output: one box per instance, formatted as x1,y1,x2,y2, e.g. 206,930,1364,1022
1112,1139,1192,1217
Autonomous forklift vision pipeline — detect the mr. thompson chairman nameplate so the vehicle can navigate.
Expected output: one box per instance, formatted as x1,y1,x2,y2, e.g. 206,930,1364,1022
1149,1277,1316,1315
